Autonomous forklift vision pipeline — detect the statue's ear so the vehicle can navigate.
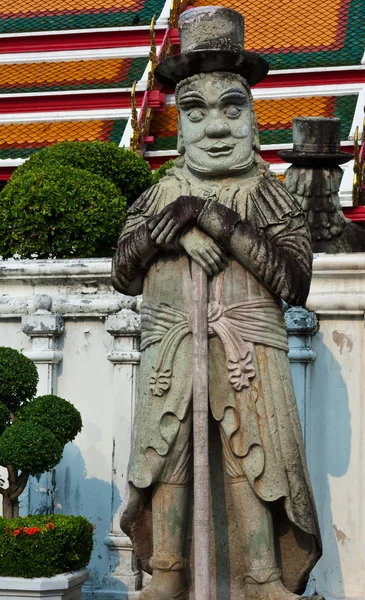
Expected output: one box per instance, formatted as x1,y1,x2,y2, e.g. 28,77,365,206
177,119,185,155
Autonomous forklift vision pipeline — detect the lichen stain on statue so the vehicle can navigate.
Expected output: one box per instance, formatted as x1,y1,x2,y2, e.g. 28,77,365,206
280,116,365,253
112,7,323,600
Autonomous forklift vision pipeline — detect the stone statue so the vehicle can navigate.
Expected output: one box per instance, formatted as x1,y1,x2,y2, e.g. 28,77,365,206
112,7,322,600
279,116,365,253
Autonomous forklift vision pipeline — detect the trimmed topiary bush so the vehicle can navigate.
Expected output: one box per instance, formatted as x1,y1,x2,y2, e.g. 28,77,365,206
0,421,63,475
0,347,82,519
151,159,175,185
12,140,153,205
0,165,127,259
18,395,82,446
0,347,38,413
0,514,93,577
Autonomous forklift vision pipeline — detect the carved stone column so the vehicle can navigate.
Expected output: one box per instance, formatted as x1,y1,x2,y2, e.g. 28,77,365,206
21,294,64,514
285,306,317,437
103,308,142,596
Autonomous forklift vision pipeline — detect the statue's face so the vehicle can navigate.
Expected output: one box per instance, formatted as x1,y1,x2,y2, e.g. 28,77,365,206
177,75,254,176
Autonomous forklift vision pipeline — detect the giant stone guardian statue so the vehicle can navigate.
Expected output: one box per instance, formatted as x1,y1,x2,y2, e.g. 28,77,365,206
112,7,322,600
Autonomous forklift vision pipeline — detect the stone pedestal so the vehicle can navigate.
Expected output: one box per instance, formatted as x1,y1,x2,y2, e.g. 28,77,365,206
103,309,142,596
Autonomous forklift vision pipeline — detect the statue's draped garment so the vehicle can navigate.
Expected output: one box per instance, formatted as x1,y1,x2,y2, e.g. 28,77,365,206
114,163,322,594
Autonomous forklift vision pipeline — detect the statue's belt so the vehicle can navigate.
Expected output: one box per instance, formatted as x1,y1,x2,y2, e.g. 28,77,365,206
140,299,288,397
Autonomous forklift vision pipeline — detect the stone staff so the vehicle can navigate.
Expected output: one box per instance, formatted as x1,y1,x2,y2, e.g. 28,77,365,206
190,261,210,600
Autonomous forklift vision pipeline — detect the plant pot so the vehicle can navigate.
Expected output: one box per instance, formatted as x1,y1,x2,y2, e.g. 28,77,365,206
0,568,88,600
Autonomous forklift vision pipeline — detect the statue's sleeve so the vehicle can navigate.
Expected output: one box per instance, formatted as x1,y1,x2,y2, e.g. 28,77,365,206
111,184,164,296
197,179,312,307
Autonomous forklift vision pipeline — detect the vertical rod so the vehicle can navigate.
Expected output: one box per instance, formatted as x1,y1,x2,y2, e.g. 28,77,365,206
191,261,210,600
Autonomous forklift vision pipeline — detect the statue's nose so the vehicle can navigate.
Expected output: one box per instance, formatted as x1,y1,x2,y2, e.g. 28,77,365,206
205,120,230,138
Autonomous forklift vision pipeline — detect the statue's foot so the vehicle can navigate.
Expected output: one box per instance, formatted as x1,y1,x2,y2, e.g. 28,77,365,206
244,579,301,600
139,570,186,600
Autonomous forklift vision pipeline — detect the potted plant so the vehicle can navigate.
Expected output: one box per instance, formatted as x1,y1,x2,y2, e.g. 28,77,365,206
0,346,93,599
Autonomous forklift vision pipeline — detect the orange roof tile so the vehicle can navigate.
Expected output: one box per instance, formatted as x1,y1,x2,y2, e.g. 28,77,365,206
0,0,166,32
0,58,148,94
255,96,335,130
0,119,127,158
194,0,344,52
191,0,365,69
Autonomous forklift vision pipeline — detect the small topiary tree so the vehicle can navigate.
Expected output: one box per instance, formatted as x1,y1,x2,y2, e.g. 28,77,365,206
0,165,127,259
0,347,82,519
151,159,175,185
12,140,153,206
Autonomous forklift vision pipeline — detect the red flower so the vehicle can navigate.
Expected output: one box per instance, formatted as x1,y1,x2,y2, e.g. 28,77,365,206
45,523,55,530
13,529,21,537
25,527,41,536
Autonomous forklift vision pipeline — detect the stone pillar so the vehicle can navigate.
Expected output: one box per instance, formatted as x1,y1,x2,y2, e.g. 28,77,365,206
285,306,317,436
103,308,142,597
21,294,64,515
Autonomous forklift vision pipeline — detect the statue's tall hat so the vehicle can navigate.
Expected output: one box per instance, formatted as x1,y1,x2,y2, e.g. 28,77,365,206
278,117,353,166
155,6,269,88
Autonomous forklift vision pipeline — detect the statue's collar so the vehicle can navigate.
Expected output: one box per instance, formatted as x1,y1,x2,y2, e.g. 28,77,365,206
172,162,268,200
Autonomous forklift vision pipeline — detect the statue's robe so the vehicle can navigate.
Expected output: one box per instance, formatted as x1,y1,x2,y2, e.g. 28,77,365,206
112,162,322,595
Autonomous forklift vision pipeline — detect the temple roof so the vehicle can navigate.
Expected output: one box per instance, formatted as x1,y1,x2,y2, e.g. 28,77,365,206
193,0,365,69
0,0,363,195
0,58,148,94
0,119,127,158
0,0,167,33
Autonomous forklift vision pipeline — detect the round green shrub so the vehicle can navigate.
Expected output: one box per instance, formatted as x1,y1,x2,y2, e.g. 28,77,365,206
151,159,175,185
0,421,63,475
0,347,38,412
0,514,93,577
0,165,127,259
13,141,153,205
18,395,82,446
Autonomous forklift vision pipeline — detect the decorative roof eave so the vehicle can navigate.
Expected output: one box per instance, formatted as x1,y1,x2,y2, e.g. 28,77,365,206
0,28,168,54
0,47,157,62
0,90,167,114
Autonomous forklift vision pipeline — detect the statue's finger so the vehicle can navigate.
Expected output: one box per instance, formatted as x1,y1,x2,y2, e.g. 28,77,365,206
208,243,225,260
147,215,160,230
155,220,175,244
165,224,181,244
150,214,171,239
193,255,213,276
201,249,220,274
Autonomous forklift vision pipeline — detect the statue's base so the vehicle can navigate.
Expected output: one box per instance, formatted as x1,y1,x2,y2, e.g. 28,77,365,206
185,418,319,600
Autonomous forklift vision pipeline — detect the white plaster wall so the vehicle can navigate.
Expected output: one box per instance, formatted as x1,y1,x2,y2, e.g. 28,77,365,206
306,255,365,600
0,255,364,599
0,259,132,591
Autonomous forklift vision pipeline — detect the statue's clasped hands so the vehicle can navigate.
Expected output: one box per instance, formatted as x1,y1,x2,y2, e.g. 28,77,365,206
148,195,226,276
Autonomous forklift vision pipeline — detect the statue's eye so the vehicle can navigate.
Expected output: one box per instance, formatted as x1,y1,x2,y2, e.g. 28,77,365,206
188,109,205,122
225,106,241,118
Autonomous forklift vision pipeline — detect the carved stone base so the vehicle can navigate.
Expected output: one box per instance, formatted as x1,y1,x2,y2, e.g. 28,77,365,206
102,534,142,593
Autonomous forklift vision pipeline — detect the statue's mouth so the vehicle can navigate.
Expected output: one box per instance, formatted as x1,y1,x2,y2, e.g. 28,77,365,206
204,144,235,157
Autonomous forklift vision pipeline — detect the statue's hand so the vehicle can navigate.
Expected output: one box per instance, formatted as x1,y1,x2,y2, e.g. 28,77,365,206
148,195,205,245
180,227,226,276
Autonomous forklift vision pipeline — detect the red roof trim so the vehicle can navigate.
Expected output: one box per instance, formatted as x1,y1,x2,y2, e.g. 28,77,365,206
0,91,144,113
0,30,166,53
0,90,167,113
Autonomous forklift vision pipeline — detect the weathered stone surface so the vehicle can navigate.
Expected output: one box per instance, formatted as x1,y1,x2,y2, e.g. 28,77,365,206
281,117,365,253
112,8,322,600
